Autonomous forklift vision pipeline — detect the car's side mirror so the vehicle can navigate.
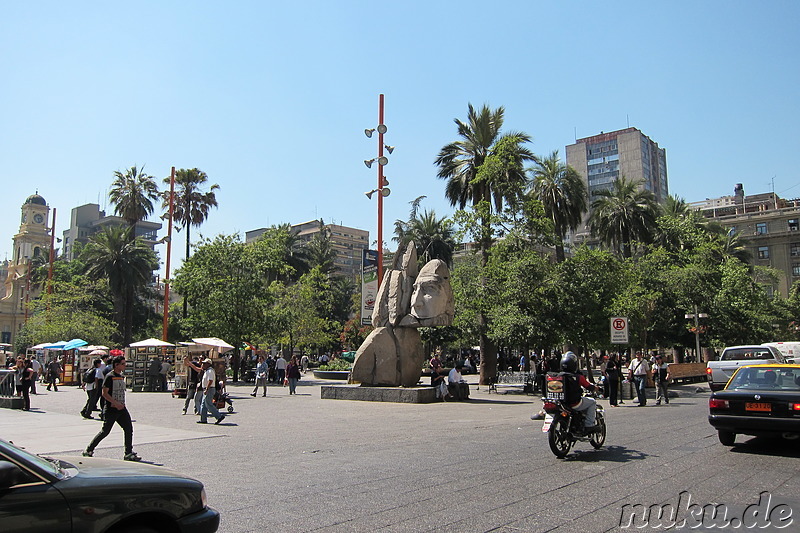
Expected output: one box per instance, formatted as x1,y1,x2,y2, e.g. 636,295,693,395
0,461,25,489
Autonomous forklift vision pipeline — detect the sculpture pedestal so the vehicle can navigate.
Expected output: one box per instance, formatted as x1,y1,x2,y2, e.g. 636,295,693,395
321,384,437,404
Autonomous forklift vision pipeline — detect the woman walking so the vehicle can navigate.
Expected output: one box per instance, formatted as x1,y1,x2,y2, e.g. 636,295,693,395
286,357,302,395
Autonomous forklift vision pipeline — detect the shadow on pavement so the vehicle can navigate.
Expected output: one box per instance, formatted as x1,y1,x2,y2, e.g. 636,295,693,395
566,445,650,463
728,436,800,458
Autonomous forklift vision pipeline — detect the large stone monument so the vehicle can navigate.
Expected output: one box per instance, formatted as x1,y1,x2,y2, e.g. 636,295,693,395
350,241,455,387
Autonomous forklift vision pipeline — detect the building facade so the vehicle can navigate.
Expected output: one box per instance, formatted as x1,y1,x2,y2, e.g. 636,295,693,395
0,194,53,346
247,221,369,282
691,185,800,297
566,127,669,245
61,203,161,260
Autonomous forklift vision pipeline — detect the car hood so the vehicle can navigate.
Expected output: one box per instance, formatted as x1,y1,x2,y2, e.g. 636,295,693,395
53,455,198,483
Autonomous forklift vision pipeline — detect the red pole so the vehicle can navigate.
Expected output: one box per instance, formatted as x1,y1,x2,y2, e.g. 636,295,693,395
377,94,385,287
162,167,175,341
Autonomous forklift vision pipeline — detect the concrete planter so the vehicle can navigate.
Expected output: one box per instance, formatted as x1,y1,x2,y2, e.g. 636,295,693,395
312,370,351,380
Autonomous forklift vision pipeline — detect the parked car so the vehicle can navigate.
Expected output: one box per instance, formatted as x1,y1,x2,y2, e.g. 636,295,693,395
705,344,786,391
708,364,800,446
0,438,219,533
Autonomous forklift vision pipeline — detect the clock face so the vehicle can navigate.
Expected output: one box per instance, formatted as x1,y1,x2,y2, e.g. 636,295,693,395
33,214,44,224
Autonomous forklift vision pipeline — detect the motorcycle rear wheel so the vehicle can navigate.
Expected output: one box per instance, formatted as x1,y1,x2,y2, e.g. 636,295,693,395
548,417,572,458
590,415,606,449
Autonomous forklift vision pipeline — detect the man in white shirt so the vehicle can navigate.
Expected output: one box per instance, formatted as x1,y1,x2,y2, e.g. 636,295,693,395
197,358,225,424
447,363,469,401
29,355,41,394
627,351,651,407
276,355,287,384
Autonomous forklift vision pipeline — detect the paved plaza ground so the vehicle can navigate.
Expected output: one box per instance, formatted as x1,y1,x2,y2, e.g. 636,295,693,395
3,375,800,532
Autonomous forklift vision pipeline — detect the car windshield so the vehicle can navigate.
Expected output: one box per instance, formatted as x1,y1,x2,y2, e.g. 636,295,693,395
721,348,776,361
0,439,66,479
728,367,800,391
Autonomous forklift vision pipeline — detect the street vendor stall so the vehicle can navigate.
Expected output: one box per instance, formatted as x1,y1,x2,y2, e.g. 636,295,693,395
126,338,178,392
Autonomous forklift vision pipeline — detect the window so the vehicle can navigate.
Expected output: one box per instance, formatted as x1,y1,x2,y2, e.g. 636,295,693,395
756,222,768,235
792,244,800,257
793,264,800,277
790,219,799,231
758,246,769,259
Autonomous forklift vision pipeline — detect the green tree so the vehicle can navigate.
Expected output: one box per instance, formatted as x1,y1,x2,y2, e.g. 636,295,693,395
528,150,587,262
435,103,533,384
15,281,117,352
109,165,160,231
394,197,456,266
172,234,269,381
589,177,659,258
163,168,220,317
303,221,337,275
81,226,159,346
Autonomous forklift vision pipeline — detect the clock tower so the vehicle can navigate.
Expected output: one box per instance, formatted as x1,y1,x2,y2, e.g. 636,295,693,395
2,194,52,343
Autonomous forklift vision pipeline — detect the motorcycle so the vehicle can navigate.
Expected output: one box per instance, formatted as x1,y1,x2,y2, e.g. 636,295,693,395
540,375,606,458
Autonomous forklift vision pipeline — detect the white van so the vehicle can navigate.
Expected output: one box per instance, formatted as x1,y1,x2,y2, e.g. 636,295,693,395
763,342,800,363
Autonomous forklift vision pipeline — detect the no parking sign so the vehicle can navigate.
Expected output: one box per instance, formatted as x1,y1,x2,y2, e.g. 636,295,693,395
610,317,629,344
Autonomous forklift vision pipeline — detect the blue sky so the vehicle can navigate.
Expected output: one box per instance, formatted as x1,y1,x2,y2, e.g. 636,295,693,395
2,1,798,275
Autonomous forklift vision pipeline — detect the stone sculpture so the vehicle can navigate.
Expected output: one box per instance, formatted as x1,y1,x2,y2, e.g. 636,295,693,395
350,241,455,387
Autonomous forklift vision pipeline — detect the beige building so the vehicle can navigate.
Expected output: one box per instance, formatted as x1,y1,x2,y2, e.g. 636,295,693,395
691,184,800,297
566,127,669,246
246,221,369,282
0,194,52,346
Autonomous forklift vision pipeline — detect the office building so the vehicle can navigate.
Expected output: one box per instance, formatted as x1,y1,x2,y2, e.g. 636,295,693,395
61,203,161,260
691,184,800,297
566,127,669,245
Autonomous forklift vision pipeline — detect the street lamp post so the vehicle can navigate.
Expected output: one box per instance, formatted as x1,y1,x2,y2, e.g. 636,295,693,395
685,305,708,362
364,94,392,287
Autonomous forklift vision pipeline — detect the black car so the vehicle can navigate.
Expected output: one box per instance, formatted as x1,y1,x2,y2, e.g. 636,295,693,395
0,438,219,533
708,364,800,446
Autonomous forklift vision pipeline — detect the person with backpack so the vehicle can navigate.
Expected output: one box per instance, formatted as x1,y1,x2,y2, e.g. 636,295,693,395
80,358,103,419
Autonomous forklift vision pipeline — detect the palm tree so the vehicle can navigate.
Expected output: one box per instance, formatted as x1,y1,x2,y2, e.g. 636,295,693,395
435,103,533,384
304,220,338,276
589,177,659,258
163,168,219,317
528,150,587,262
81,226,159,346
163,168,220,263
394,198,456,266
109,166,159,233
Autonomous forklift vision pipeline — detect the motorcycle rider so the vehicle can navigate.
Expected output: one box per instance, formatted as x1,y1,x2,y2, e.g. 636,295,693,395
559,351,599,433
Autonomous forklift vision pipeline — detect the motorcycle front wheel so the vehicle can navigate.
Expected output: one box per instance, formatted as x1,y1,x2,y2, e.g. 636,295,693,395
548,417,572,458
590,415,606,449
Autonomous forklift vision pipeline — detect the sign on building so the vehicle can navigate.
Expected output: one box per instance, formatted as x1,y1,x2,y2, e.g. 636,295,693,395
610,317,629,344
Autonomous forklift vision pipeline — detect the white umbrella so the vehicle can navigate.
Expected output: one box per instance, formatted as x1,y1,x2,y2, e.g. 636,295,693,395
192,337,235,354
88,349,108,356
30,343,50,349
129,338,175,348
82,345,110,351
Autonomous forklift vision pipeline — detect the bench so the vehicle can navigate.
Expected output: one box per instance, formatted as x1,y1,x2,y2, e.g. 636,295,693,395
667,363,707,384
488,371,536,394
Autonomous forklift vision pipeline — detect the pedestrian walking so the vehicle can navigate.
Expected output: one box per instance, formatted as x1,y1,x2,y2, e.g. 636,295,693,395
182,356,203,415
15,357,33,411
604,353,620,407
83,355,141,461
197,358,225,425
250,355,268,397
628,351,650,407
276,354,287,385
29,355,41,394
653,355,671,405
46,357,62,391
80,358,103,419
147,356,162,392
159,359,171,392
300,354,309,374
286,356,301,394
